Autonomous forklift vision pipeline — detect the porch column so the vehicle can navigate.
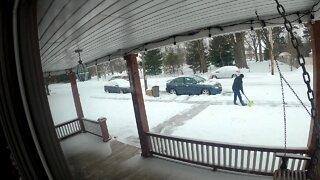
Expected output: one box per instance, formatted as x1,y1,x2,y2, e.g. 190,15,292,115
68,72,85,131
308,20,320,177
124,53,151,157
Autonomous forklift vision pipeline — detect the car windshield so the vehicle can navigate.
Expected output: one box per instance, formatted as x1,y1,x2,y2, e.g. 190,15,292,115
192,75,206,83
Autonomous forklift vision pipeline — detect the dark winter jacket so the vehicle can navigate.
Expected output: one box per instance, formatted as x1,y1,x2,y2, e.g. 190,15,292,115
232,76,243,92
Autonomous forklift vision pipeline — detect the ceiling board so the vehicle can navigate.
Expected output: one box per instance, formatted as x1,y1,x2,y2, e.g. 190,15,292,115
37,0,318,73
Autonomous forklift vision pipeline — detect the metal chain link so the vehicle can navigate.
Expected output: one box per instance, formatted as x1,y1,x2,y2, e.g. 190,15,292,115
275,59,287,154
275,0,319,137
274,0,320,178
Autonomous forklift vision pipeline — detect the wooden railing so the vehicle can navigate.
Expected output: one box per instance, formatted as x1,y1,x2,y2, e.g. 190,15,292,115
147,132,309,176
55,119,82,140
55,117,110,142
83,118,102,137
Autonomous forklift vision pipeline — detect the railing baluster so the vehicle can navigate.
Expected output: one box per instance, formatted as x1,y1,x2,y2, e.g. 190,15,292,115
247,150,251,170
240,149,244,170
182,141,186,159
177,141,181,158
259,151,263,172
175,140,179,157
265,152,270,172
165,139,170,156
67,124,72,134
186,142,190,160
156,137,161,153
252,151,257,171
168,139,173,156
271,152,276,172
229,148,232,167
235,149,238,168
152,136,157,152
149,136,154,152
191,143,195,161
61,126,66,137
70,122,74,133
297,158,303,170
201,144,205,164
206,145,210,164
218,147,221,166
223,147,226,167
290,159,296,170
161,137,166,154
212,146,216,165
195,144,198,162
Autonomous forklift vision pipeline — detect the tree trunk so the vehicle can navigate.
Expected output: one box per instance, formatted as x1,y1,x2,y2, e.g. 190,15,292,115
234,33,248,68
257,31,263,61
198,40,207,73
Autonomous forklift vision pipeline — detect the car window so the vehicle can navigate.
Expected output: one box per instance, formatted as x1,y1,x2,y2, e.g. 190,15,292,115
185,77,196,84
192,75,205,83
172,77,184,84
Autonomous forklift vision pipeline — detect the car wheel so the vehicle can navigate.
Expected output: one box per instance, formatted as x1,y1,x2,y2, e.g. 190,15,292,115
105,89,109,93
119,89,123,94
169,89,177,95
231,74,237,78
201,89,210,95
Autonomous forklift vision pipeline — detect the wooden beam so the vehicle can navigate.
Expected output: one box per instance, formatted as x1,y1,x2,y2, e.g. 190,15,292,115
124,53,151,157
308,21,320,153
307,20,320,178
68,72,85,131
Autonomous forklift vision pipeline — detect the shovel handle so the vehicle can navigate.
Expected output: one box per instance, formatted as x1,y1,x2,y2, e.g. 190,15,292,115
243,93,250,101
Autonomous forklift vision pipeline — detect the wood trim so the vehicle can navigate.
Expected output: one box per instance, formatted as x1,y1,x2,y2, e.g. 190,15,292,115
125,53,151,157
307,20,320,179
68,72,85,132
308,21,320,154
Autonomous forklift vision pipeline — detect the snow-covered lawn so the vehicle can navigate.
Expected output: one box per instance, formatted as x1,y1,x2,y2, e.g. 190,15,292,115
48,61,312,148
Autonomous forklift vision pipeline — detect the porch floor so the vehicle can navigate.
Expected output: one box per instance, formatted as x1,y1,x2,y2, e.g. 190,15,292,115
60,133,272,180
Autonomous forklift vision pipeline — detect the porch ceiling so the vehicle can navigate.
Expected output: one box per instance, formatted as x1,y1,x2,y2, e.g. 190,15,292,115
38,0,319,73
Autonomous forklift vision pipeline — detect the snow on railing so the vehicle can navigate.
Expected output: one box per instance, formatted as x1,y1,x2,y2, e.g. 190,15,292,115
147,132,309,176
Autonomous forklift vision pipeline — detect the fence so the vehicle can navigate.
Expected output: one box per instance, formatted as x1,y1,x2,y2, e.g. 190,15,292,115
147,132,309,176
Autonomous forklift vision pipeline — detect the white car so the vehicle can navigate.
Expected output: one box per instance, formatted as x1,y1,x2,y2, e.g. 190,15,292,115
210,66,240,79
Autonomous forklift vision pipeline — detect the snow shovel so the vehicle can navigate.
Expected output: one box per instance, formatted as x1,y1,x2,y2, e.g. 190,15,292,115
243,93,254,107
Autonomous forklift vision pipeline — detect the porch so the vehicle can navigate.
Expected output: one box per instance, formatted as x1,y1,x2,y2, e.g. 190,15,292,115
61,133,271,180
1,0,320,179
56,118,308,179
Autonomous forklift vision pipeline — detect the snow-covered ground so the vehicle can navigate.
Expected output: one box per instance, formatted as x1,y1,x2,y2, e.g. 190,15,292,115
48,60,313,148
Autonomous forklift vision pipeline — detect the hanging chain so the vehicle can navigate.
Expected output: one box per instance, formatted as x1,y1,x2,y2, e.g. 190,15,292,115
275,59,287,154
275,0,319,138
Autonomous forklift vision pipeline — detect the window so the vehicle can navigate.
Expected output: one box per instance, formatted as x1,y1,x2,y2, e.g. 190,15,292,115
173,78,184,84
185,77,196,84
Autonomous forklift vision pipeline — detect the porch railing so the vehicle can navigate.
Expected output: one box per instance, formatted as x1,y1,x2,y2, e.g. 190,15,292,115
55,119,82,140
147,132,309,176
55,117,110,142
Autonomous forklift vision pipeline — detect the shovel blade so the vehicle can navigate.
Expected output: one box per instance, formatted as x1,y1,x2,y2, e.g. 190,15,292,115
248,101,254,107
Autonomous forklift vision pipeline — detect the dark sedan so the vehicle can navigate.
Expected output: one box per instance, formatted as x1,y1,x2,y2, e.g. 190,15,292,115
166,75,222,95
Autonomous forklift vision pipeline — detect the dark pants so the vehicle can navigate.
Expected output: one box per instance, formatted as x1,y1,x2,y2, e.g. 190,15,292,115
233,90,244,105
